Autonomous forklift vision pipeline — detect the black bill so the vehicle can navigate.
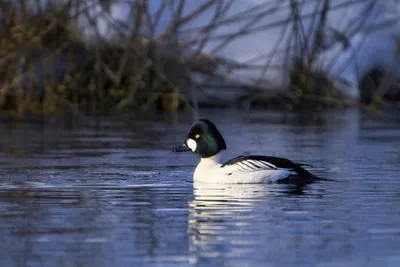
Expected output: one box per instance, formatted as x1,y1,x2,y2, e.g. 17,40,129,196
172,142,191,152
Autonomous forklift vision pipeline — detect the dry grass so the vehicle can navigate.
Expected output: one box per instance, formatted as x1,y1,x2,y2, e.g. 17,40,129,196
0,1,202,116
0,0,398,117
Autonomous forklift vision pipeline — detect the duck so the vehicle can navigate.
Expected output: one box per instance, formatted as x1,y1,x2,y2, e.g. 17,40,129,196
172,119,323,184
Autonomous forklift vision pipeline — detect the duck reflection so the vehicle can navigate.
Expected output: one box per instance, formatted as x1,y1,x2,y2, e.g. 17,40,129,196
187,181,305,264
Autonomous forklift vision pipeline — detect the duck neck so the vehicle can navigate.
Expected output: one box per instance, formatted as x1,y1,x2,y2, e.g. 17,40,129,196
199,153,222,166
193,153,222,182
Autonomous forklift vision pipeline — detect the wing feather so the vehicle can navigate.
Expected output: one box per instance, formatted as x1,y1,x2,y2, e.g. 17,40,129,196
246,160,263,170
221,155,316,180
221,155,294,173
219,155,317,183
241,161,259,171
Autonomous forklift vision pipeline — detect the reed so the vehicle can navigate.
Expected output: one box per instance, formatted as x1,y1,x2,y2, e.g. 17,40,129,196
0,0,397,117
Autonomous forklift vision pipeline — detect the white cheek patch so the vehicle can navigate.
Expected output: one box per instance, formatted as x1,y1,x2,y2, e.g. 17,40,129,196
186,139,197,152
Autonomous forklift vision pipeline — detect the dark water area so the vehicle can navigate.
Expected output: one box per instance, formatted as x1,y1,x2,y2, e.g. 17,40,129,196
0,109,400,267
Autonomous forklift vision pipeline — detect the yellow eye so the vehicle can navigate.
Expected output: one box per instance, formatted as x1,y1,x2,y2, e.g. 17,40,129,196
195,134,200,139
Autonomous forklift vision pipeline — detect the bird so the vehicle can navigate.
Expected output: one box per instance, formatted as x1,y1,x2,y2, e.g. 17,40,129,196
172,119,323,184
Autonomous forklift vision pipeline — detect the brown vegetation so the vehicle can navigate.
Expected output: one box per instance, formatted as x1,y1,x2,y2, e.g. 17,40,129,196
0,0,398,117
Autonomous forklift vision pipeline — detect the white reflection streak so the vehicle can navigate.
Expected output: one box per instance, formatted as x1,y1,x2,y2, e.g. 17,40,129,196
187,181,274,264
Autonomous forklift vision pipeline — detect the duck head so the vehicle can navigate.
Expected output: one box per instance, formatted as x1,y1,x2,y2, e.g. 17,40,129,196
173,119,227,158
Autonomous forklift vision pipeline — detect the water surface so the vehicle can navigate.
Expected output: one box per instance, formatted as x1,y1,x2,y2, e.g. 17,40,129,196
0,109,400,267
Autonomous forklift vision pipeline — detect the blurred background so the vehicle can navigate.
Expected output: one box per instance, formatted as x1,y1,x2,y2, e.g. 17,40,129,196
0,0,400,117
2,2,400,267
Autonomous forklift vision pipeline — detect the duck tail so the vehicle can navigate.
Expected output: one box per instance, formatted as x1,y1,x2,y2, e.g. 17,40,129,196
295,164,338,182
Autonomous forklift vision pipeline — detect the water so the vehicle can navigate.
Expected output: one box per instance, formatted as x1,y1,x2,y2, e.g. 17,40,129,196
0,109,400,267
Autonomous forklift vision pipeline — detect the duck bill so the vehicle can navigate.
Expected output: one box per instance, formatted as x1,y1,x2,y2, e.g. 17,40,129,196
172,142,191,152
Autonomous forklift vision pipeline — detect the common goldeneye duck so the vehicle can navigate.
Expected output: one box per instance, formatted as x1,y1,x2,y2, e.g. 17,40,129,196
173,119,322,184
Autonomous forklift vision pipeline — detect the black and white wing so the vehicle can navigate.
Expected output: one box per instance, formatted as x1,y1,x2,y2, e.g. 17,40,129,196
221,155,278,172
221,155,313,175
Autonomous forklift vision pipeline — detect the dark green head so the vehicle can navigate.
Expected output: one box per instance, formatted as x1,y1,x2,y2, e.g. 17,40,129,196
173,119,227,158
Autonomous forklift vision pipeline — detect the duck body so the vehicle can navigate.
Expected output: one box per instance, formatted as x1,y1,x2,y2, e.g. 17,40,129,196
193,154,316,184
173,119,321,185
